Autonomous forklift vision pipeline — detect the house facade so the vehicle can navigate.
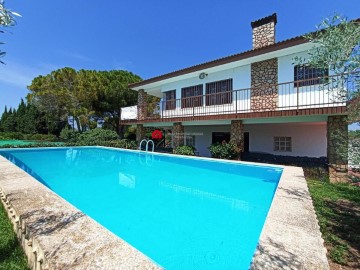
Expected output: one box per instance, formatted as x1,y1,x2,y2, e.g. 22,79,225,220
121,14,350,182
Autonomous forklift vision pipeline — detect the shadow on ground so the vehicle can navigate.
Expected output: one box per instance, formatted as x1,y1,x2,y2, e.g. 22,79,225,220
251,237,303,270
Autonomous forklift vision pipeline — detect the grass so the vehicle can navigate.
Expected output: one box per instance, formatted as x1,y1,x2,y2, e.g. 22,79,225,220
306,170,360,269
0,202,28,270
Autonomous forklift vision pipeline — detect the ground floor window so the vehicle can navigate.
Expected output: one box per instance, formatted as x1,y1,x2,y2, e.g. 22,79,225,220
274,136,292,152
212,132,230,144
185,135,196,147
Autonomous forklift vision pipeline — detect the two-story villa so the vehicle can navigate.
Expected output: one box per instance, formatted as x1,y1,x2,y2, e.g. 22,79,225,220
121,14,350,182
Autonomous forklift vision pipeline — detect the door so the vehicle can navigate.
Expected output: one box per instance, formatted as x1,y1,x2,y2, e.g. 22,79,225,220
244,132,249,152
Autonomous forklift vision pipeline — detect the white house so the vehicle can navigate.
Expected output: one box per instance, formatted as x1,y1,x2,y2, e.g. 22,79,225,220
121,14,351,182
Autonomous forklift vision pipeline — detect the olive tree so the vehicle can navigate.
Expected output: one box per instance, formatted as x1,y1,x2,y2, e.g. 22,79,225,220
296,15,360,169
0,0,20,63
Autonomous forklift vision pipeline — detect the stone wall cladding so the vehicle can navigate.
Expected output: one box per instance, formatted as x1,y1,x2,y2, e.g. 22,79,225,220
252,21,275,49
230,120,244,154
136,124,145,142
137,89,148,120
173,122,184,148
327,115,349,182
251,58,278,111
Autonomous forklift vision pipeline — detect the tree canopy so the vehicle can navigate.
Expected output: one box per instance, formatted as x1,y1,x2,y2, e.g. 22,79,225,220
27,68,141,134
297,15,360,124
300,15,360,165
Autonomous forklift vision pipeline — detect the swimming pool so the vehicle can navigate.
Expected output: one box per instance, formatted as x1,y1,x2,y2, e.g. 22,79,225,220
0,147,282,269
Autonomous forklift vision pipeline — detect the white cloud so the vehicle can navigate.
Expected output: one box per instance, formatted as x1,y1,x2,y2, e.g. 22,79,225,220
58,50,93,62
0,60,57,88
112,60,134,70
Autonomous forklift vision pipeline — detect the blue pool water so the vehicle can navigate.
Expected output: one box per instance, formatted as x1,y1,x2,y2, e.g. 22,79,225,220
0,147,282,269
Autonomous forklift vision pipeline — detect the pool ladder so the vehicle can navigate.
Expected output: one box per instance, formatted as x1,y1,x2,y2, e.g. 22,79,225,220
139,139,155,152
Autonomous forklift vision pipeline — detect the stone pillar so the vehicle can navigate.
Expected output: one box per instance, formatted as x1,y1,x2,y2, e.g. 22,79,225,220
136,124,146,142
173,122,184,148
230,120,244,158
137,89,147,120
251,58,278,111
251,13,277,49
327,116,348,183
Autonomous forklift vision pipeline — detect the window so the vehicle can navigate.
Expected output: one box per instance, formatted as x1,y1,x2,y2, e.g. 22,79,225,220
185,135,196,147
206,79,233,106
212,132,230,144
163,90,176,110
294,65,329,87
274,137,292,152
181,84,203,108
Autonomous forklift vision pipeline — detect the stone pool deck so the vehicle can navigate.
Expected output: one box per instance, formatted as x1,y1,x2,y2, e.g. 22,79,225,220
251,166,329,270
0,152,329,270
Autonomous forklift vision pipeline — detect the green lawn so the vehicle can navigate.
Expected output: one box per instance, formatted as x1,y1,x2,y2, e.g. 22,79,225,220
307,178,360,269
0,202,28,270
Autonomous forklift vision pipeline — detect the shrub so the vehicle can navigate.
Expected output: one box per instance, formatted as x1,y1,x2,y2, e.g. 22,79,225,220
0,132,24,140
25,134,57,141
0,142,63,149
124,126,136,140
208,142,239,160
77,128,119,145
60,127,79,142
173,145,195,156
100,139,137,149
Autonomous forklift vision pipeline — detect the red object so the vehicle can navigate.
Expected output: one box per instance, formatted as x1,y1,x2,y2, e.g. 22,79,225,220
152,130,163,140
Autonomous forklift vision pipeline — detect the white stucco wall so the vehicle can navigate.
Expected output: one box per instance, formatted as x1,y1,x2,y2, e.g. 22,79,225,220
156,47,342,118
160,65,251,96
277,52,344,109
245,122,327,157
184,122,327,158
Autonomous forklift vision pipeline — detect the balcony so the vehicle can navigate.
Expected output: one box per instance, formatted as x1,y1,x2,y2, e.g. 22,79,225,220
122,73,358,124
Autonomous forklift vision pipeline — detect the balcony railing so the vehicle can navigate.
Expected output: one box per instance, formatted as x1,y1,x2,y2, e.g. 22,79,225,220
138,72,359,121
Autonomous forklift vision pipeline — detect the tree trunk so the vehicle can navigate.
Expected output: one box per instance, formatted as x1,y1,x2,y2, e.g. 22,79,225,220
75,116,82,132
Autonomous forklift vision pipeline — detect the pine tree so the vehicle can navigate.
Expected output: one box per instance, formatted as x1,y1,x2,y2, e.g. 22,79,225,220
2,108,17,132
0,106,8,131
16,99,26,133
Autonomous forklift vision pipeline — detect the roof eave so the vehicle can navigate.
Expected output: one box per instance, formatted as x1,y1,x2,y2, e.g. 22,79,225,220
129,36,308,89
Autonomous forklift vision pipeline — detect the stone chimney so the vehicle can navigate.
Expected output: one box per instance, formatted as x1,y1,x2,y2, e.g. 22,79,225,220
251,13,277,49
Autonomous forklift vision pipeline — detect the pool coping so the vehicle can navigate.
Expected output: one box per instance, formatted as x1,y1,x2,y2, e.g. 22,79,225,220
0,147,329,269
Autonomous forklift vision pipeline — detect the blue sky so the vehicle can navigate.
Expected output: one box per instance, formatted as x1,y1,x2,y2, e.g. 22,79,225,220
0,0,359,128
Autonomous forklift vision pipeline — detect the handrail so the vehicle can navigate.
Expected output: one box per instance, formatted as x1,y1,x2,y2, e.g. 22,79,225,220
139,139,155,152
139,139,147,151
146,140,155,152
122,72,358,122
161,71,359,103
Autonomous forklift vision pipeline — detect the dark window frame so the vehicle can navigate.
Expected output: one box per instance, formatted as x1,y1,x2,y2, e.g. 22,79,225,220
205,79,233,106
181,84,203,108
163,89,176,110
294,65,329,87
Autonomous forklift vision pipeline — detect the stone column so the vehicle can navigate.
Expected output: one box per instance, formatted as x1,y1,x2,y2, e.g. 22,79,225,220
136,124,146,142
137,89,147,120
230,120,244,158
251,58,278,111
327,116,348,183
173,122,184,148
